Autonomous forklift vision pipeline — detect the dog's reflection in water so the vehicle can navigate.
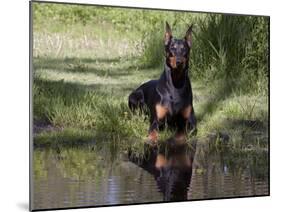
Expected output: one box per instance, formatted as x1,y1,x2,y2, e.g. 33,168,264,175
130,137,196,201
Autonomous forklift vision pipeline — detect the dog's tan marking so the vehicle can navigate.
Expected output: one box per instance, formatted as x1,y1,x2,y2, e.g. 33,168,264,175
148,130,158,142
155,154,167,169
169,56,177,69
182,105,192,119
156,104,168,120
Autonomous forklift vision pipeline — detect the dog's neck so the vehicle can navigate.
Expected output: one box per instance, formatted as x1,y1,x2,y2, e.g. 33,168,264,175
165,63,188,89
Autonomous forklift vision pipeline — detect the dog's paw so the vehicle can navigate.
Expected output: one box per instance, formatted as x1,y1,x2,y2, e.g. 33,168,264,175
175,132,186,141
146,130,158,146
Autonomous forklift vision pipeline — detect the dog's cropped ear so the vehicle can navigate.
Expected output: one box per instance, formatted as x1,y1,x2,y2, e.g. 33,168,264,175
164,22,172,46
185,24,193,48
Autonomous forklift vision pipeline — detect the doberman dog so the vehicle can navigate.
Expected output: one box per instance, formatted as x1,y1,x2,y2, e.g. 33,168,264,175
128,22,196,143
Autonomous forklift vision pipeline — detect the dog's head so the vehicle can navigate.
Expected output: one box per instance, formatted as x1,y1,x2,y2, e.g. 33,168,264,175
164,22,193,70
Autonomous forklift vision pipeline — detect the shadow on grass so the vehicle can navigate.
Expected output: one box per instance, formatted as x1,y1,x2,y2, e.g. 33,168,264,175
33,77,121,126
34,77,105,99
33,56,159,78
34,74,136,98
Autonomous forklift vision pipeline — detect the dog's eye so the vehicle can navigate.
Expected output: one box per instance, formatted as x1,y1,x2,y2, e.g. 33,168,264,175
171,44,177,49
169,46,176,51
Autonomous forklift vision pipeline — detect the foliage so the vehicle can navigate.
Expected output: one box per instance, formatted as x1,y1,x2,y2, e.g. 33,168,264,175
191,15,269,94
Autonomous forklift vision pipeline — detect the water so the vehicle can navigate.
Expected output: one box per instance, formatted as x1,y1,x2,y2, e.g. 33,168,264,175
188,141,269,199
32,137,268,210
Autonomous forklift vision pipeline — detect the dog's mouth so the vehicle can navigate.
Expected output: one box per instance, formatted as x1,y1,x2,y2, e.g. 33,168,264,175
171,63,185,72
175,63,184,70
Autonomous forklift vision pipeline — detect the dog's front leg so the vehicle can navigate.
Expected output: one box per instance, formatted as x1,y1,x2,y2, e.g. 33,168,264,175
176,105,196,140
148,104,168,143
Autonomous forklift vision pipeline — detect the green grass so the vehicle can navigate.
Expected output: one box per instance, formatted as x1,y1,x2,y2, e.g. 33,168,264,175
33,57,268,153
32,3,269,157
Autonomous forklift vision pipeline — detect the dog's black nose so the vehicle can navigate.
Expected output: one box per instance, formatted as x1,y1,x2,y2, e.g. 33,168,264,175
176,61,182,66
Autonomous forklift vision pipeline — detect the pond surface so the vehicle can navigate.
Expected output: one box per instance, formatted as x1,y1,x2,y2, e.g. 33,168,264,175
32,137,268,210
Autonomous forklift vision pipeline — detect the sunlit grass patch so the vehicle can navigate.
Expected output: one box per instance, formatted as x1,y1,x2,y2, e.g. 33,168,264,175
193,80,268,140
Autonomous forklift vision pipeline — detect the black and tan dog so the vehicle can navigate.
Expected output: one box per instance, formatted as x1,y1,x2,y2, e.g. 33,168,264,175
128,22,196,143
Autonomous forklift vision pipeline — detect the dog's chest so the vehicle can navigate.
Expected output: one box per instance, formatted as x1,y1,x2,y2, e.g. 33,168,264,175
158,86,188,115
156,68,192,115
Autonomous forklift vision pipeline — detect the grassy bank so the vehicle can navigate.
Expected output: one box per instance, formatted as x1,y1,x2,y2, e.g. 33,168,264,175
32,3,269,156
